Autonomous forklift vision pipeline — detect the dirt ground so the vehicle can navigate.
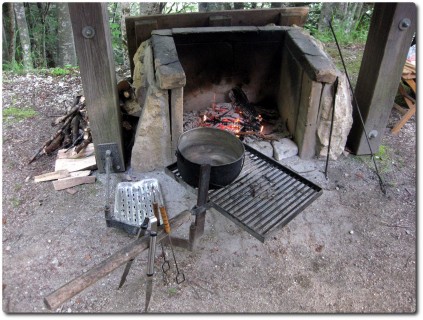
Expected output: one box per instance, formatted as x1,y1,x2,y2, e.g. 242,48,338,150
1,65,417,314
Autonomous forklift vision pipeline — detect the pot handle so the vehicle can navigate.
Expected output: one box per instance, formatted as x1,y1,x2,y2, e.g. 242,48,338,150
175,150,184,163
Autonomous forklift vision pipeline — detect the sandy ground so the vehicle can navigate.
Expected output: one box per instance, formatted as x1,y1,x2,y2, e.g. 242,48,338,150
2,71,417,314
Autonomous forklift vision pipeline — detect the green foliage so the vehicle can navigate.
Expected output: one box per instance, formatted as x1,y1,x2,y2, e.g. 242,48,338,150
168,287,178,295
48,65,77,76
2,61,26,74
109,22,124,65
163,2,198,14
25,3,58,68
10,197,21,208
375,145,387,160
3,106,38,123
305,3,372,45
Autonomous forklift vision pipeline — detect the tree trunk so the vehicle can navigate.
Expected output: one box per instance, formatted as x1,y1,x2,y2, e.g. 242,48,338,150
198,2,226,12
36,3,49,68
318,2,334,32
139,2,162,15
198,2,208,12
57,3,77,67
347,3,356,32
4,3,16,63
120,2,131,69
2,22,8,61
13,2,33,70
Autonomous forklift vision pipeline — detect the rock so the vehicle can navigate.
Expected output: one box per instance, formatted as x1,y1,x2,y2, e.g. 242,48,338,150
317,74,353,160
131,86,172,172
247,140,273,158
272,138,298,160
51,257,59,266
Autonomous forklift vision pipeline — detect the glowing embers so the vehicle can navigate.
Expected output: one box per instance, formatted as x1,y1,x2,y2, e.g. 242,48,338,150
198,102,262,136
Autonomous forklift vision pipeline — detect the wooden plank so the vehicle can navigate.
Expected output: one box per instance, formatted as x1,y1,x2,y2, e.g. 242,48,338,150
295,73,323,159
151,34,186,89
44,210,191,310
69,170,91,178
170,87,184,161
55,155,97,173
34,170,70,183
391,103,416,134
126,7,309,76
53,176,96,191
403,78,416,93
68,3,124,172
393,103,407,115
209,15,232,27
278,43,303,136
346,3,416,154
285,28,337,83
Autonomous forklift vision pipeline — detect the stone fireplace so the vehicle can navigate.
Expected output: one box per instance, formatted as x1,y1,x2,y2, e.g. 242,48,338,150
129,26,352,173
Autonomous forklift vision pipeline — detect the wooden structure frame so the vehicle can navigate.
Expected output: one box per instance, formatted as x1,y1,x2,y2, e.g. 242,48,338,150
125,7,309,76
346,3,416,154
68,3,416,168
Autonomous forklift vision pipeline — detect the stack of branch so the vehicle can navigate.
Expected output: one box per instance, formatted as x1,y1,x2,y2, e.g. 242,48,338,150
31,93,97,192
29,94,92,165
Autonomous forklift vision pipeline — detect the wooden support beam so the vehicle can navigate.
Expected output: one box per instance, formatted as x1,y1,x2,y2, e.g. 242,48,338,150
346,3,416,154
44,210,191,310
68,3,125,172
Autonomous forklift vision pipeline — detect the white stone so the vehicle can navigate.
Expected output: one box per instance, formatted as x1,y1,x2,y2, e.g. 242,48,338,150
317,73,353,160
272,138,298,160
246,140,273,158
131,41,173,172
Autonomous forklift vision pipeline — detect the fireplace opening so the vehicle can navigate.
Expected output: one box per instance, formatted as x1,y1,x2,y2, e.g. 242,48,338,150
130,26,352,173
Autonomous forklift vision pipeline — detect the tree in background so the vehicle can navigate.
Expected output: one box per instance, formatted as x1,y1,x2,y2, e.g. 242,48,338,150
57,2,76,67
2,2,372,72
139,2,165,15
316,2,368,36
2,3,16,64
13,2,33,70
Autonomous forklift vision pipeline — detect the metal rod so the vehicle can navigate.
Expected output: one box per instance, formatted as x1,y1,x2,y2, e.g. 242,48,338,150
324,78,339,179
104,150,112,220
219,170,289,213
328,19,386,194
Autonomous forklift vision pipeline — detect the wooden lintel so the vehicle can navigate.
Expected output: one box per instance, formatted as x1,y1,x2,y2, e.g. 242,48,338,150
126,7,309,76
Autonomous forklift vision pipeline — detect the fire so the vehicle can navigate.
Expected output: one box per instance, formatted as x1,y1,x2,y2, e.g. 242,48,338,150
196,103,264,137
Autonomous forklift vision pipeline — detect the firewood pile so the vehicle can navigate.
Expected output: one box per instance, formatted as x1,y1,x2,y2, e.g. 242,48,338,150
29,93,91,165
29,92,97,192
29,79,138,193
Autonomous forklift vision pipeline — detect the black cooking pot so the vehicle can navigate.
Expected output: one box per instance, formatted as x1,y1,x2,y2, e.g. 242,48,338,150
176,127,245,189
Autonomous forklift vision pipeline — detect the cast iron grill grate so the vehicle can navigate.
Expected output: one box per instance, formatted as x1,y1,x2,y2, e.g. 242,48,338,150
166,144,322,242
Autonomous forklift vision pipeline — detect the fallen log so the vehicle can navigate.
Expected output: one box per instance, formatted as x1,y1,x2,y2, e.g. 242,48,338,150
44,210,191,310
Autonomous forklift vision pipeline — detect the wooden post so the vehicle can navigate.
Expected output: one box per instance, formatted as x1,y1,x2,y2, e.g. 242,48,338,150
346,3,416,155
68,3,125,172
